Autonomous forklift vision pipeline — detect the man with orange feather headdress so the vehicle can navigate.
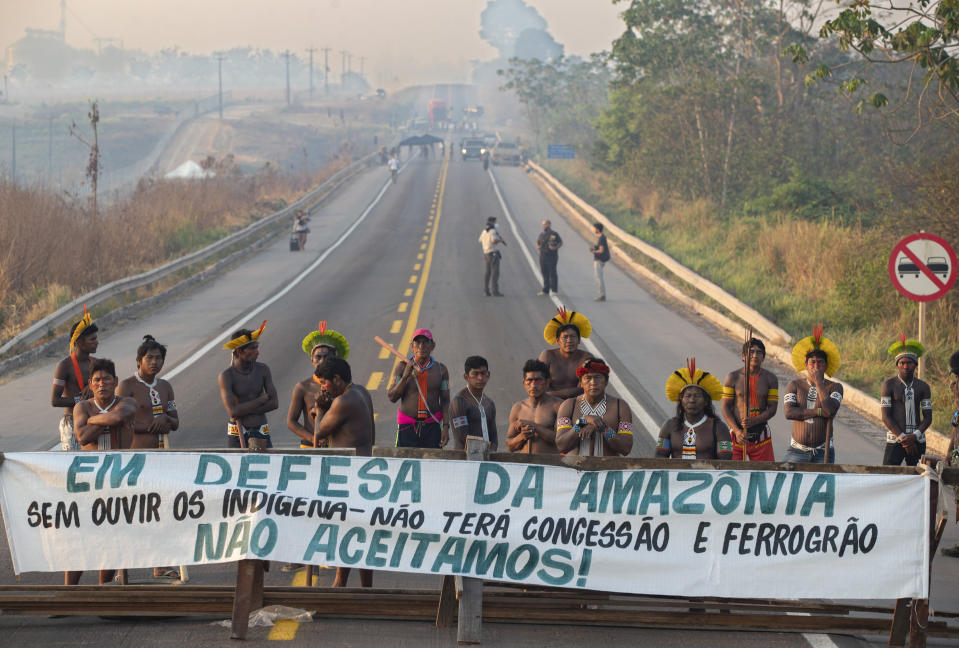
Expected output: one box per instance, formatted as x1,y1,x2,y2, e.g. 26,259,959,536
782,324,844,463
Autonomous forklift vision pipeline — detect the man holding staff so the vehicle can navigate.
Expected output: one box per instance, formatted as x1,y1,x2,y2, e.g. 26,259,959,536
506,359,562,454
218,322,278,449
386,329,451,449
722,337,778,461
313,357,375,587
880,334,933,466
782,325,844,463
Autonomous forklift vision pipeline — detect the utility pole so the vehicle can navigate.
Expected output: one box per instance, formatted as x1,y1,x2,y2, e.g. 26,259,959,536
214,54,225,119
322,47,331,94
340,50,347,84
306,47,316,100
347,53,352,75
69,100,100,222
2,75,7,103
360,56,365,79
11,123,15,185
283,50,292,105
48,115,53,181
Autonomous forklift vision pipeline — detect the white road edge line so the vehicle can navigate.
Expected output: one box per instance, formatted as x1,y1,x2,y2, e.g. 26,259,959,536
787,611,842,648
487,168,659,441
164,173,398,381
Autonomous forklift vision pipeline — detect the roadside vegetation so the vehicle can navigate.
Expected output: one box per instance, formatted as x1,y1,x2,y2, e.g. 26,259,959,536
0,149,355,347
501,0,959,432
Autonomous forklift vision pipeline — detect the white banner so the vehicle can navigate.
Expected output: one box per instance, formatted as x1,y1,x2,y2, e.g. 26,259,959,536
0,452,929,598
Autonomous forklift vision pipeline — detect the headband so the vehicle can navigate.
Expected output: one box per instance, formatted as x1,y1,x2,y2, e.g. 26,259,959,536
223,321,267,351
543,306,592,345
69,305,94,352
301,320,350,359
576,360,610,378
790,323,840,375
665,358,724,402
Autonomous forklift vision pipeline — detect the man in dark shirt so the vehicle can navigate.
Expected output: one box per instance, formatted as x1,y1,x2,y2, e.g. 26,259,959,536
450,355,497,450
880,335,932,466
536,219,563,296
590,222,610,302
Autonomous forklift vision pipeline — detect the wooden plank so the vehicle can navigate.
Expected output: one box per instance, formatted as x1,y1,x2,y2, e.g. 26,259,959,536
230,559,262,640
436,575,456,627
458,436,490,645
888,598,911,647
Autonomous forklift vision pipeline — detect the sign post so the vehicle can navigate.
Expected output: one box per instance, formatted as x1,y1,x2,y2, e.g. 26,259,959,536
887,232,957,378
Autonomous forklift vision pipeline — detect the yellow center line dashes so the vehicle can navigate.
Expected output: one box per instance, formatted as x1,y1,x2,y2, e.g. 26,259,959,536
378,347,391,359
390,320,402,334
366,372,384,391
409,275,418,283
398,302,409,312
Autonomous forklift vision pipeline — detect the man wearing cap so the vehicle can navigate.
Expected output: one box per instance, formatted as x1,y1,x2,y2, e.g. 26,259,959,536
657,359,732,460
218,322,279,449
288,322,349,449
52,306,99,451
555,358,633,457
538,307,593,400
783,325,844,463
387,328,451,448
479,216,506,297
880,334,933,466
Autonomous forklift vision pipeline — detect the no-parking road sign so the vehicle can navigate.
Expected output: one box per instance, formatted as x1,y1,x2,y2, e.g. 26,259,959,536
888,233,957,302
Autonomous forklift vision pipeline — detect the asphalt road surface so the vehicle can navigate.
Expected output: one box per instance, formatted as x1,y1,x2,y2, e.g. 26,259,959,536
0,85,955,647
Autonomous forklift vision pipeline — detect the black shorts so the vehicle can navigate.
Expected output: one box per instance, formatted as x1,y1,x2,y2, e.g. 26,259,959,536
396,421,442,448
882,441,925,466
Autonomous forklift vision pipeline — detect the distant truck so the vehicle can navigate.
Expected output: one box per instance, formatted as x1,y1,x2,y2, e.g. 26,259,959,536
428,99,447,126
460,138,487,161
492,141,521,166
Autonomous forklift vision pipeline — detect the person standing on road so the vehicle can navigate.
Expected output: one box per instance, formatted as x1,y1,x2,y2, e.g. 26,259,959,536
657,359,732,460
554,358,633,457
70,358,137,585
387,328,451,448
538,307,593,400
590,222,610,302
941,351,959,558
116,335,178,450
536,219,563,296
782,325,843,463
218,322,279,449
479,216,506,297
506,359,562,454
721,338,778,461
388,154,399,183
287,322,349,449
450,355,498,450
312,357,376,587
292,210,310,251
51,306,99,451
880,334,933,466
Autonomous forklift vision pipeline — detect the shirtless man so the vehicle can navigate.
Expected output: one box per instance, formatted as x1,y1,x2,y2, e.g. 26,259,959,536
313,357,375,587
538,308,593,400
288,322,349,449
783,339,844,463
387,328,450,448
880,336,933,466
218,323,279,449
506,359,562,454
52,308,99,451
69,358,136,585
450,356,498,450
658,360,732,460
555,359,633,456
116,335,179,450
722,338,778,461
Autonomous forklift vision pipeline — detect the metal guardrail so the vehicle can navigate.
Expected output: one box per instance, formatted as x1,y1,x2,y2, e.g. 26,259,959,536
0,153,377,358
528,161,791,346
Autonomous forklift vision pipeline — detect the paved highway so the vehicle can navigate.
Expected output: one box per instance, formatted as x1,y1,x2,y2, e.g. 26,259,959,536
0,85,955,646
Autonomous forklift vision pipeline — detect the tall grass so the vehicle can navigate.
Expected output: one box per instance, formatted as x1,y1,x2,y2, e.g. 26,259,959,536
0,154,352,346
546,161,959,433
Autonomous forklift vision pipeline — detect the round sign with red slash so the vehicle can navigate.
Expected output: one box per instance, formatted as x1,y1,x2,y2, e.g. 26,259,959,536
888,233,957,302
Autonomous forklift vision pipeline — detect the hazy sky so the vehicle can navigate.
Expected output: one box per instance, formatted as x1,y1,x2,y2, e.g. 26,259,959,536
2,0,625,83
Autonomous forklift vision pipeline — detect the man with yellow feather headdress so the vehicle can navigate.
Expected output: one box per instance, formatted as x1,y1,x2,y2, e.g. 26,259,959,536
783,325,844,463
217,322,278,449
537,307,593,400
656,359,732,460
51,306,99,451
880,334,932,466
